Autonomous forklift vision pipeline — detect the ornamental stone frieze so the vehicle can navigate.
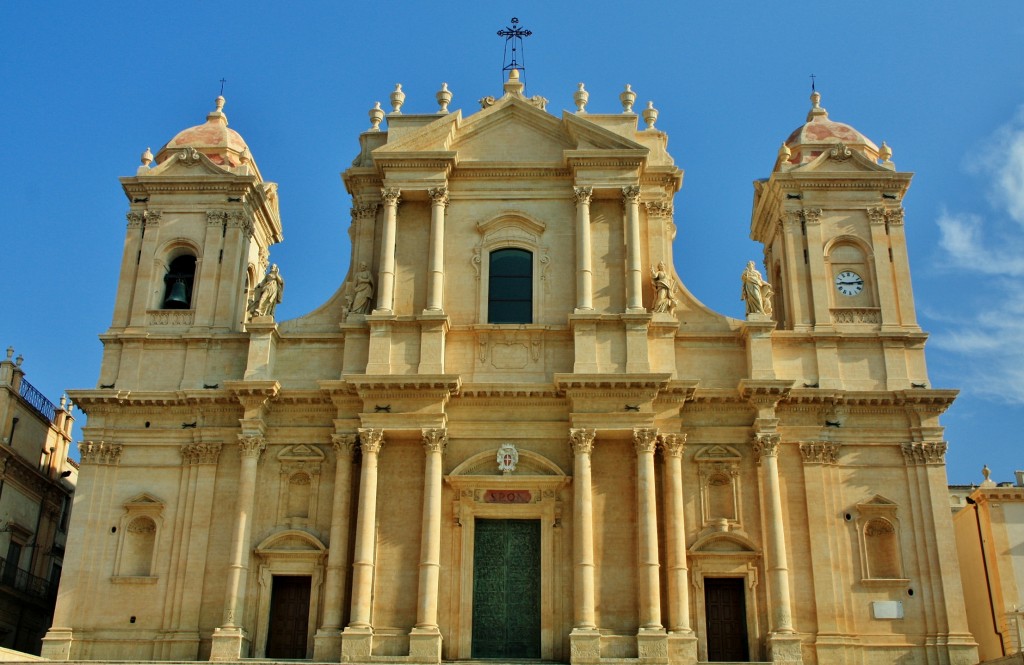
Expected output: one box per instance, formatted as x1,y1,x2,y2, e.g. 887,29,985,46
901,441,947,465
79,441,124,465
798,441,841,465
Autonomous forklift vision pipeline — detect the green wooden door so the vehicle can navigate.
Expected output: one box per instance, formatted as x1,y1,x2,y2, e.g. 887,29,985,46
471,519,541,659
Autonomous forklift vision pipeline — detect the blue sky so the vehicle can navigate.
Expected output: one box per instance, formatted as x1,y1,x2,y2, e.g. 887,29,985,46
1,3,1021,483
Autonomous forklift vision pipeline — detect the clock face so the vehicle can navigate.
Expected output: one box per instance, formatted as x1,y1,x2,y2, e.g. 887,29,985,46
835,270,864,296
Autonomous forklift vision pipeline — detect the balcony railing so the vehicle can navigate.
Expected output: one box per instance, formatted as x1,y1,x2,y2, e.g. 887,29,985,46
19,378,57,423
0,555,56,600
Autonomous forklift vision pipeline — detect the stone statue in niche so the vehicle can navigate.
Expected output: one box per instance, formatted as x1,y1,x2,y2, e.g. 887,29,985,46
650,261,678,314
248,264,284,318
741,260,774,318
349,262,374,315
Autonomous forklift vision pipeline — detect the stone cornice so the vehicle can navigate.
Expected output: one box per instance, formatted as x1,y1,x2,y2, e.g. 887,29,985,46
554,373,672,393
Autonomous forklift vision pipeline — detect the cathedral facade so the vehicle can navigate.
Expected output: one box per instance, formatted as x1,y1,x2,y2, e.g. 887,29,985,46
43,71,977,665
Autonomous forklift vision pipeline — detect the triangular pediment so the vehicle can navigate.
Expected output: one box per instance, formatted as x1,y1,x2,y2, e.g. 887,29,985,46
278,444,325,462
795,145,893,174
562,112,647,152
372,111,460,155
694,444,742,461
124,492,163,507
861,494,897,507
452,98,572,163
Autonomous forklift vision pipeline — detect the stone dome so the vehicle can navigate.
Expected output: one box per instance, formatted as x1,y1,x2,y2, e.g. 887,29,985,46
155,96,251,168
782,91,879,167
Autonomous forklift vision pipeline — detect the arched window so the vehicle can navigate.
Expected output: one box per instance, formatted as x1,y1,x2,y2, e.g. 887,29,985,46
488,249,532,324
163,255,197,309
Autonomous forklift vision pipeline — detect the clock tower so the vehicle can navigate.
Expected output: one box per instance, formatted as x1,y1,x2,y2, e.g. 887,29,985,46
751,91,924,389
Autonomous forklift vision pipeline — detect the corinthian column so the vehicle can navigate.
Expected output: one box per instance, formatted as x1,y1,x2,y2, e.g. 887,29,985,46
570,428,597,629
425,187,448,313
375,188,401,314
634,428,663,631
574,187,594,312
660,434,692,634
415,428,447,629
210,434,265,660
313,434,357,660
347,429,384,629
623,186,644,312
755,432,795,633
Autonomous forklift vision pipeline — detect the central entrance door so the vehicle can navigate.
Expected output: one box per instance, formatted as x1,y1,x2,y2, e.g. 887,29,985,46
265,575,312,659
704,577,749,662
472,519,541,659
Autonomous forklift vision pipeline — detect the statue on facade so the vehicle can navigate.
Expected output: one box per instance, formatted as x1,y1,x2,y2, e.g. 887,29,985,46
741,260,774,318
349,262,375,315
650,262,678,314
248,264,284,319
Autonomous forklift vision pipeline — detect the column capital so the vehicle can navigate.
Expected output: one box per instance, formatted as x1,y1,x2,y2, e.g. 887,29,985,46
885,206,905,226
332,433,358,456
622,185,641,204
901,441,947,465
801,207,823,225
569,428,596,456
573,186,593,204
238,434,266,459
428,186,449,206
633,427,659,453
351,202,379,220
79,441,124,465
659,433,686,457
644,200,673,218
358,428,385,454
181,442,222,465
752,432,781,462
799,440,840,465
381,187,401,205
421,428,448,454
867,206,886,225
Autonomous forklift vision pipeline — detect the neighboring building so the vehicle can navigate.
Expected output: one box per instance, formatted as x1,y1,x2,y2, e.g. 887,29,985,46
0,348,77,654
953,470,1024,661
43,71,976,665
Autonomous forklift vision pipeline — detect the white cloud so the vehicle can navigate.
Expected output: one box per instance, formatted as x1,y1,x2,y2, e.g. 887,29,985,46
932,106,1024,403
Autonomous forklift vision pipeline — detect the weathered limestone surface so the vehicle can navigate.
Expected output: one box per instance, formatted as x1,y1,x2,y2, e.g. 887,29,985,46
43,79,977,665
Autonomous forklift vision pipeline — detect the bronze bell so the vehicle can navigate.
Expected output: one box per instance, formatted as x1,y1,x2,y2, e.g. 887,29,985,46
164,279,189,309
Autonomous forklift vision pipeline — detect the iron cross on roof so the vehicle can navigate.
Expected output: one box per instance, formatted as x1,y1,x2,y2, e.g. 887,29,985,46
497,17,532,76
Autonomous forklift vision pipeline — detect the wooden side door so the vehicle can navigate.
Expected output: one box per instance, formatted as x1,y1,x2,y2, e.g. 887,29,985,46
705,577,749,662
265,575,312,659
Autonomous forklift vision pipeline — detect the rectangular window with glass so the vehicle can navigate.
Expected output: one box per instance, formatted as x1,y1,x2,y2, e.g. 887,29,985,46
488,249,532,324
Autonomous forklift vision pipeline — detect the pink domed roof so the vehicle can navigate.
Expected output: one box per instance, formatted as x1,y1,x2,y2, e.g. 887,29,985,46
782,92,878,167
155,96,251,168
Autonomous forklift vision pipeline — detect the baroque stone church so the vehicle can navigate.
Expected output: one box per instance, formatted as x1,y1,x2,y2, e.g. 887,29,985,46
43,69,977,665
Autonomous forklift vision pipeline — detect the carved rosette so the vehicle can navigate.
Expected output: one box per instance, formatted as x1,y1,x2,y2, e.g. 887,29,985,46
331,433,358,457
573,186,593,205
886,207,905,226
181,442,222,465
380,187,401,206
901,441,947,465
569,428,596,456
659,433,687,458
422,428,448,454
798,441,840,465
358,428,385,455
751,432,781,464
802,208,823,225
237,434,266,459
621,185,641,205
79,441,124,466
644,200,673,218
428,186,449,207
633,428,659,454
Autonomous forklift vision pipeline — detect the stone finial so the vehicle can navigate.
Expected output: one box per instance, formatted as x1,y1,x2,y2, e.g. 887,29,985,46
60,395,67,409
141,147,153,167
642,101,658,130
215,95,225,113
15,354,23,367
368,102,385,131
504,68,525,97
879,141,893,162
574,82,589,113
436,82,452,114
4,347,12,360
777,142,792,164
239,146,251,164
620,84,636,113
807,90,828,121
390,84,405,114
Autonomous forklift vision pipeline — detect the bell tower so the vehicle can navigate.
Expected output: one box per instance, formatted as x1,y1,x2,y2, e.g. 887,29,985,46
752,91,917,335
751,92,925,390
101,96,283,389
